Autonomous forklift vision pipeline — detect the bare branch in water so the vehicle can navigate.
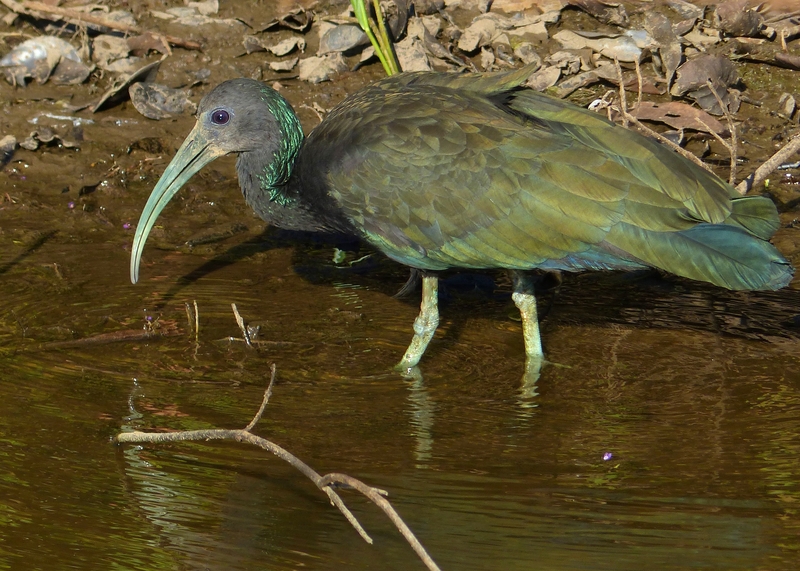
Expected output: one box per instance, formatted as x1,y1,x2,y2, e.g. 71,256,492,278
737,134,800,194
115,365,442,571
244,363,276,431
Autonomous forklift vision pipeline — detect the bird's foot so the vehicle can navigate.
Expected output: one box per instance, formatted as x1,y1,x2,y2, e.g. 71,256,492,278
394,362,424,383
396,273,440,374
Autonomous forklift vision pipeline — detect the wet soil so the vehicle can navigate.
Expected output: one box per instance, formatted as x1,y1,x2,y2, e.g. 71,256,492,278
2,1,800,570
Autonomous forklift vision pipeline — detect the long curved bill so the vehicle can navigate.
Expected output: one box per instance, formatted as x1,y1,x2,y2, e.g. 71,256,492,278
130,124,226,283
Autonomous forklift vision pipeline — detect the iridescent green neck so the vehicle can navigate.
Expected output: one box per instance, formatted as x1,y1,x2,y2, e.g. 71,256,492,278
256,88,303,205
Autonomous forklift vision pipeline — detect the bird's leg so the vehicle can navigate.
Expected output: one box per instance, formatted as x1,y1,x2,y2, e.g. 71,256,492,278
397,273,439,372
510,270,544,395
510,270,543,360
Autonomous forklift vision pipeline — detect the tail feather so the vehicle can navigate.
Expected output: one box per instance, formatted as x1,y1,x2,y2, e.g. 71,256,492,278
728,195,781,240
607,222,793,291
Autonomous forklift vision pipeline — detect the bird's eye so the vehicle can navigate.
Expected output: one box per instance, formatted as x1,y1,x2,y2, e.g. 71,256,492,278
210,109,230,125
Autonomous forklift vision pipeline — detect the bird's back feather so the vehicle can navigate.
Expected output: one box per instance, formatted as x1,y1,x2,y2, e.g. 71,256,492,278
291,69,793,291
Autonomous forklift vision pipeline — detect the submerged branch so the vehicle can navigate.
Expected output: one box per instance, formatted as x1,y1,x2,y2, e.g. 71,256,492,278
737,134,800,194
115,365,442,571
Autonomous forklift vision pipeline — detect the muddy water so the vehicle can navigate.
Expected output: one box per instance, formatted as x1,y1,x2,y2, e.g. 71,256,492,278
2,6,800,571
2,153,800,571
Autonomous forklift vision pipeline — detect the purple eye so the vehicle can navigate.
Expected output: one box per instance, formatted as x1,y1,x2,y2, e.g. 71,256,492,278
210,109,230,125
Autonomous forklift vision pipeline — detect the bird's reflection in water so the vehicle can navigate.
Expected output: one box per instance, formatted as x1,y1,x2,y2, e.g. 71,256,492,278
519,359,542,408
401,367,435,468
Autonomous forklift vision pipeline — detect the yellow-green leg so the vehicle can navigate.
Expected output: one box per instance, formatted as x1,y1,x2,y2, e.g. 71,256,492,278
510,270,544,360
510,270,544,396
397,273,439,371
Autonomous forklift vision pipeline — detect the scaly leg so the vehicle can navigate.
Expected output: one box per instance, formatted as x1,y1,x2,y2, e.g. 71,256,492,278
510,270,544,395
510,270,544,360
397,273,439,371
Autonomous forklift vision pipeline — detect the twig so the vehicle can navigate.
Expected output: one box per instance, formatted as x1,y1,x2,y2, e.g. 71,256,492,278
697,118,736,176
629,115,714,172
765,10,800,24
320,473,441,571
185,300,200,359
244,363,276,431
40,326,181,349
608,59,713,173
705,79,738,185
0,0,201,50
736,133,800,194
193,300,199,338
231,302,253,348
184,301,194,335
613,58,629,128
634,58,643,110
115,366,442,571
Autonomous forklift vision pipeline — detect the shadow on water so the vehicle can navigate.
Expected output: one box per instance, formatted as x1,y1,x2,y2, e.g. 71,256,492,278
0,229,57,276
154,228,361,307
550,271,800,343
151,221,800,352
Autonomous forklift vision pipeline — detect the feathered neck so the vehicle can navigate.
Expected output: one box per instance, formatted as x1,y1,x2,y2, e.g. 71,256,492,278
234,92,322,231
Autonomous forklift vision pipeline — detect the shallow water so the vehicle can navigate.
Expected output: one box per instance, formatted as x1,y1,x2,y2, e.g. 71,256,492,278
1,209,800,570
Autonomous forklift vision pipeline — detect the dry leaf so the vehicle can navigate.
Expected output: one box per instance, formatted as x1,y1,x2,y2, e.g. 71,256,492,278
633,101,728,135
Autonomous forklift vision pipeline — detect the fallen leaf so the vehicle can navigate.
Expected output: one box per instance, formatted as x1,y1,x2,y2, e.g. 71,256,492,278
92,60,161,112
318,24,368,55
553,29,644,62
644,12,682,87
269,57,299,72
458,18,500,53
666,0,703,20
0,135,17,166
0,36,92,86
633,101,728,134
565,0,628,26
671,55,739,115
258,8,313,33
715,0,764,38
396,36,432,71
129,83,197,120
525,65,560,91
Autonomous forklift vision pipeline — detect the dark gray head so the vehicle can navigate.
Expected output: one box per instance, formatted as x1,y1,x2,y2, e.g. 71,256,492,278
194,79,297,154
129,79,303,283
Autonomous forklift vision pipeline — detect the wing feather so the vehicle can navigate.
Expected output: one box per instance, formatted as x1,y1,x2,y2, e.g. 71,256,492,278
292,73,790,289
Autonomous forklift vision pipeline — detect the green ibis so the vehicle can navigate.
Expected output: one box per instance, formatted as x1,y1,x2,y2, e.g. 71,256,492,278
130,65,794,375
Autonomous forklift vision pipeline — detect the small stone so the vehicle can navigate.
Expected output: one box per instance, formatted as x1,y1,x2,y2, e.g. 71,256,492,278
778,93,796,120
298,53,347,83
514,43,542,68
269,57,299,72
